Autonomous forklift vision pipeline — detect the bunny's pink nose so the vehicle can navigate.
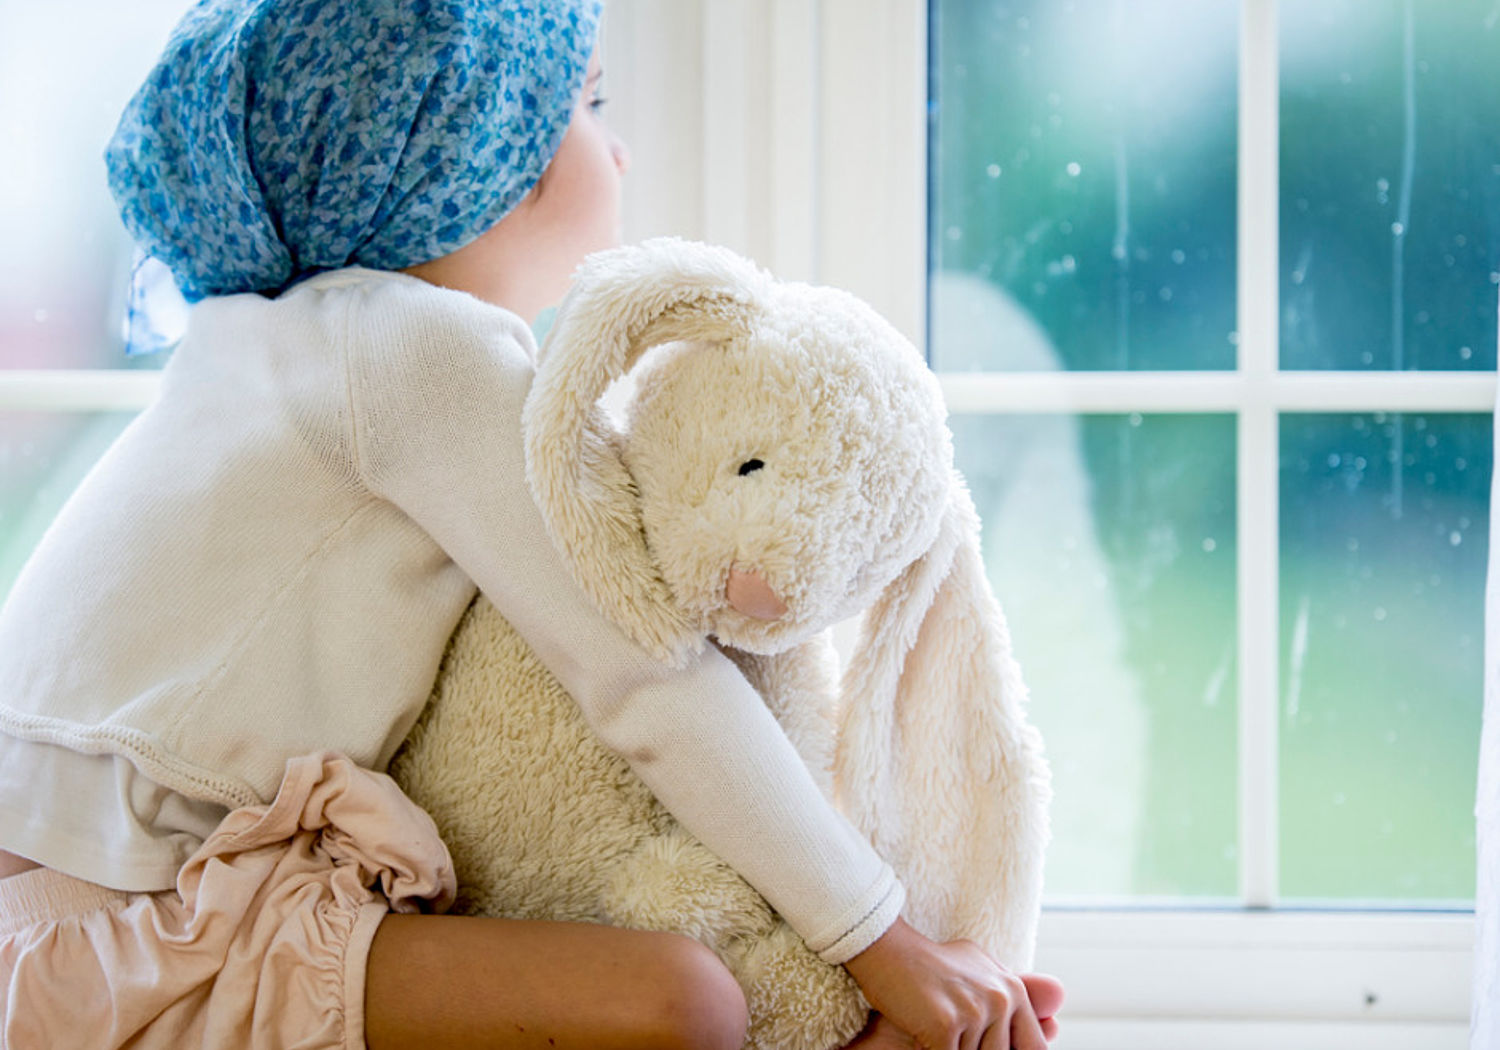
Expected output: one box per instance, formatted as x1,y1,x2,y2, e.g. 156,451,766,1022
725,566,788,621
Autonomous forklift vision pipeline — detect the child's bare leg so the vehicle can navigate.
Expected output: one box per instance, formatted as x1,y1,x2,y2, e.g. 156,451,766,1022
364,914,748,1050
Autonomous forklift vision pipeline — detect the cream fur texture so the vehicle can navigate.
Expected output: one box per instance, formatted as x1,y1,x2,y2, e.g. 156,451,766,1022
390,238,1050,1050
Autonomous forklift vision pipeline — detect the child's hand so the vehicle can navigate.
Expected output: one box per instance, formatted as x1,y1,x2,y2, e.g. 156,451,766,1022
843,917,1064,1049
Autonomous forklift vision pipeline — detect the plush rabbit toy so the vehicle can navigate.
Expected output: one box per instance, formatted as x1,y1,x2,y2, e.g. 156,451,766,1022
389,238,1050,1050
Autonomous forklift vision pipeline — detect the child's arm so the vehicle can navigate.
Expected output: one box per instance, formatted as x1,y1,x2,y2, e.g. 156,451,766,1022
348,288,1056,1043
349,291,896,959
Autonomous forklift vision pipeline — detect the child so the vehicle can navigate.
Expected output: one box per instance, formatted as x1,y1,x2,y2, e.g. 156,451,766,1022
0,2,1062,1047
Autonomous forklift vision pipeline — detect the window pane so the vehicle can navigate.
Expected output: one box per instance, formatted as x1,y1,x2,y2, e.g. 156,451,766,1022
1,1,190,370
1280,0,1500,371
1,412,137,599
928,0,1239,372
954,412,1237,900
1279,412,1489,903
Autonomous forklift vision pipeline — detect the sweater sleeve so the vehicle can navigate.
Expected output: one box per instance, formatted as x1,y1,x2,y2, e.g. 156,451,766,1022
346,286,903,963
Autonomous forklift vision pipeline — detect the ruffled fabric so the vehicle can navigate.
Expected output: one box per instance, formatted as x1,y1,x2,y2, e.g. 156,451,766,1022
0,752,455,1050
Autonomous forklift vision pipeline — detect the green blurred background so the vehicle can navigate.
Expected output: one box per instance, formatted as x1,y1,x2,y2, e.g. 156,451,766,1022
930,0,1495,904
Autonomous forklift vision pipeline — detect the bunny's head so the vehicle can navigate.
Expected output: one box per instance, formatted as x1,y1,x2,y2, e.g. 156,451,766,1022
525,238,953,661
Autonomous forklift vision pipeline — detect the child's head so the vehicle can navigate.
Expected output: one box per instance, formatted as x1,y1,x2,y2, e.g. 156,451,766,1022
401,46,631,318
106,0,616,311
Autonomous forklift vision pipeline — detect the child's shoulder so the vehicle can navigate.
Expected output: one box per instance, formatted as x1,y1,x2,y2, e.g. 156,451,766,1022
288,267,538,374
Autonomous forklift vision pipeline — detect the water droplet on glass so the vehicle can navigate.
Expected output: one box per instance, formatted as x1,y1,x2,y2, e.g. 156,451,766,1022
946,226,963,242
1390,222,1405,236
1451,532,1463,546
1373,607,1387,621
1459,346,1473,360
1328,454,1341,468
1171,249,1186,264
986,163,1002,178
1202,538,1216,553
1065,162,1081,177
1128,412,1143,427
1158,286,1173,302
1334,792,1348,806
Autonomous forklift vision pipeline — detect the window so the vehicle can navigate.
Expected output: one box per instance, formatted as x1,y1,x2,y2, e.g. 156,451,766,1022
0,1,186,594
929,0,1494,909
920,0,1492,1041
792,0,1489,1041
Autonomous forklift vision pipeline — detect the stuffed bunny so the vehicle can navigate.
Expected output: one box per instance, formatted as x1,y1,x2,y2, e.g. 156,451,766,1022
389,238,1050,1050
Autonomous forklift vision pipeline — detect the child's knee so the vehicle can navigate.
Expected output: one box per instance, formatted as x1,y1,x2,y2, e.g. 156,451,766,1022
638,933,748,1050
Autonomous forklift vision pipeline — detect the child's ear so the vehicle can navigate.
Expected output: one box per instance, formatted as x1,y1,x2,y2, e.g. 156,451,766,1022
523,238,771,663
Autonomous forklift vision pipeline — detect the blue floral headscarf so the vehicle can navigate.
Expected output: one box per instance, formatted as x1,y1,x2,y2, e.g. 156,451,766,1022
105,0,603,306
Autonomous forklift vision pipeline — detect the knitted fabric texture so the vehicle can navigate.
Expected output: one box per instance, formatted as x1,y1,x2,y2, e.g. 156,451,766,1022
104,0,601,303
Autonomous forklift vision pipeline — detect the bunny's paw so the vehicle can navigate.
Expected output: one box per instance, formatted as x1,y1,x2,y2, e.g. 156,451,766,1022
602,830,777,952
730,921,868,1050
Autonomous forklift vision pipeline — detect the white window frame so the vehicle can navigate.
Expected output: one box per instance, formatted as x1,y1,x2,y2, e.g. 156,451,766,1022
602,0,1489,1044
3,1,1489,1043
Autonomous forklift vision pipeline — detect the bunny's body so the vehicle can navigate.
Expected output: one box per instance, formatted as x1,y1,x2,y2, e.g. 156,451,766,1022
389,239,1050,1050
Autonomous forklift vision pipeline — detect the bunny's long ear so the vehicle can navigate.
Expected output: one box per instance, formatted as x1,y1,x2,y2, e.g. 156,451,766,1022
524,238,771,665
834,477,1052,970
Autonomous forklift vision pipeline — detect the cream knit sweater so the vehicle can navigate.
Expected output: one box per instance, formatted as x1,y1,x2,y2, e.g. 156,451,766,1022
0,269,902,963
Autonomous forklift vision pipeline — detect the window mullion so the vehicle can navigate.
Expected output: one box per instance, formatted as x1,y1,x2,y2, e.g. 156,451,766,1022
1237,0,1281,909
0,370,159,412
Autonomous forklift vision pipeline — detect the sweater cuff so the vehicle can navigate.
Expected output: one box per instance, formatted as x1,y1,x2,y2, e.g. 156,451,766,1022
805,866,906,965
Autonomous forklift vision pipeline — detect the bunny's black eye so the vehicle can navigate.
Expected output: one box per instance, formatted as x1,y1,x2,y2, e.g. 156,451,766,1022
737,459,765,476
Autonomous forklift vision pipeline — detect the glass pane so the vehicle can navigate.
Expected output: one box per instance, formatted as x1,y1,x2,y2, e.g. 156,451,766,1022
954,412,1237,900
929,0,1239,372
0,412,138,600
1279,412,1489,903
1280,0,1500,371
1,1,191,370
